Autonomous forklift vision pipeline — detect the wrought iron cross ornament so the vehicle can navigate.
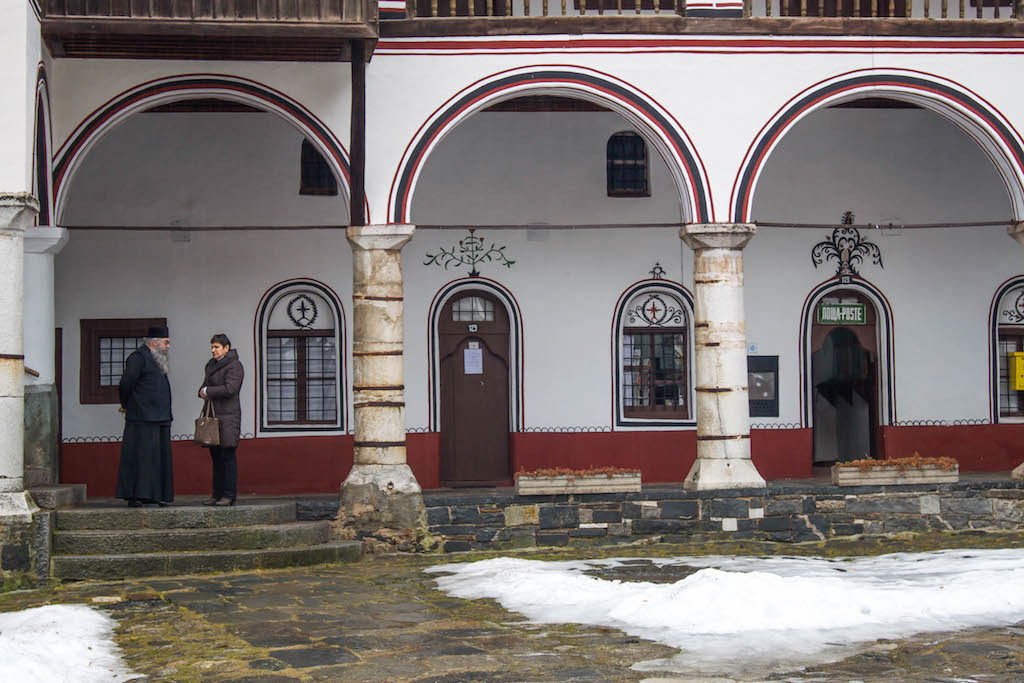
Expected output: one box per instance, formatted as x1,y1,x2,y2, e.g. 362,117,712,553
424,229,516,277
811,211,884,278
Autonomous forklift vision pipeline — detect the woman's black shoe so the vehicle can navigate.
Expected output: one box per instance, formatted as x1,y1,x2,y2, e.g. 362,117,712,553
127,499,141,507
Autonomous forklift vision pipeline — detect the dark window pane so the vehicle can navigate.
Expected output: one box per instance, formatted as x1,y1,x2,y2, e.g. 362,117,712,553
607,132,650,197
299,139,338,197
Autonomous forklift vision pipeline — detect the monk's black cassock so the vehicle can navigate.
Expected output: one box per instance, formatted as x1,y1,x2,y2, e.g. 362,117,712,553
116,346,174,503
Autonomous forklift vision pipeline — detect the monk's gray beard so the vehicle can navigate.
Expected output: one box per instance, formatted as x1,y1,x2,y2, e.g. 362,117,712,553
148,345,170,375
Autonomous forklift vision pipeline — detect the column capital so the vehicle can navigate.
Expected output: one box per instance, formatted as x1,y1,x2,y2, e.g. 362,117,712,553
347,224,415,252
681,223,756,251
23,227,69,255
1009,221,1024,248
0,193,39,233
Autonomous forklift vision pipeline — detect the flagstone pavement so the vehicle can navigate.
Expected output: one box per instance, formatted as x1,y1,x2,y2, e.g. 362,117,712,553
3,534,1024,682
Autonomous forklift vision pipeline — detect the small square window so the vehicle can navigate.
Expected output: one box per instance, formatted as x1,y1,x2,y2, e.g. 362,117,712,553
80,318,166,404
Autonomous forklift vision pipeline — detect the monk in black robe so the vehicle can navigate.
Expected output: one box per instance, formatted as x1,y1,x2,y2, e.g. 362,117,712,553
116,326,174,506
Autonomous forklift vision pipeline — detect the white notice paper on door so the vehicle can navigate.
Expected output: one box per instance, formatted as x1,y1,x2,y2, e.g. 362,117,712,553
464,347,483,374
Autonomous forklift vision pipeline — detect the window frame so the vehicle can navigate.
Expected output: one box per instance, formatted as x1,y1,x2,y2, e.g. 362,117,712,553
998,327,1024,418
622,326,689,419
606,131,651,198
256,281,346,435
79,317,166,405
614,283,695,428
299,139,338,197
265,329,339,426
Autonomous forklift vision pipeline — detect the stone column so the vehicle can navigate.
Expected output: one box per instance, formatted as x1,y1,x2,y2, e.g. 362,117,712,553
23,226,69,487
340,224,426,539
0,193,39,521
680,223,766,490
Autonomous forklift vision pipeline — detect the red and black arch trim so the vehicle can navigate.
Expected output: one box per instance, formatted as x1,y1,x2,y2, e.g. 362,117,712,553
732,72,1024,223
390,68,710,225
53,75,355,222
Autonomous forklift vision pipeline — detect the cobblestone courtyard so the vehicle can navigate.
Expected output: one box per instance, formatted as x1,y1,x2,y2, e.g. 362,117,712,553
3,533,1024,682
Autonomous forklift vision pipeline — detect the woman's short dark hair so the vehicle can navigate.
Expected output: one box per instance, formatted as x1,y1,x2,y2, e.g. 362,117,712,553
210,333,231,348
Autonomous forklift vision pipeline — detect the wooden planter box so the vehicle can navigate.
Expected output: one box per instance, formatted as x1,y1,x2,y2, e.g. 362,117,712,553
515,473,642,496
831,463,959,486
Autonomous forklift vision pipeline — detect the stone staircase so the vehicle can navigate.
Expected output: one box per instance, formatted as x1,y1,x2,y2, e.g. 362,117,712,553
51,501,361,580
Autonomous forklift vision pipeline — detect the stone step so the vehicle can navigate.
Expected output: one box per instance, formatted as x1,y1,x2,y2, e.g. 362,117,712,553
53,521,330,555
52,541,362,580
55,502,297,531
29,484,87,510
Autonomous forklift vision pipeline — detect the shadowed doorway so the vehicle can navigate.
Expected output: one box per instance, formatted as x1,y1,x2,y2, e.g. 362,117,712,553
811,292,879,463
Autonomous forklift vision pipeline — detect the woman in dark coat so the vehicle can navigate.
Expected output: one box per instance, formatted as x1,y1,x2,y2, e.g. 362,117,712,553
199,334,244,506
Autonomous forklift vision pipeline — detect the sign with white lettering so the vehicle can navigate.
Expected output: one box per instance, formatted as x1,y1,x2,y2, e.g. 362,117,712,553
816,303,866,325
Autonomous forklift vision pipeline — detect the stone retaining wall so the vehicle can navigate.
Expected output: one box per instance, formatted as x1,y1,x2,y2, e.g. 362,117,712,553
417,481,1024,552
294,481,1024,553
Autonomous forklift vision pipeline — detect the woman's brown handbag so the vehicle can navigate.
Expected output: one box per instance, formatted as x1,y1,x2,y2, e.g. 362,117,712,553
194,401,221,447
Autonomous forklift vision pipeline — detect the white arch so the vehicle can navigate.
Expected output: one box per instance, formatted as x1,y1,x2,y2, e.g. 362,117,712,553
390,65,712,225
53,74,354,225
733,69,1024,223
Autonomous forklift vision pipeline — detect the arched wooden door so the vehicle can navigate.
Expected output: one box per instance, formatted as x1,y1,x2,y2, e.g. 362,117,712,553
439,291,510,486
810,290,879,463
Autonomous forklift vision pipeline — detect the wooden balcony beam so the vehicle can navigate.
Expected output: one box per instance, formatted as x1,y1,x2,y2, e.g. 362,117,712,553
43,17,377,61
380,15,1024,36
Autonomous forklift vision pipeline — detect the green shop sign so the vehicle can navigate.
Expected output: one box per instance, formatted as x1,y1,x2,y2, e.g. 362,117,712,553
816,302,866,325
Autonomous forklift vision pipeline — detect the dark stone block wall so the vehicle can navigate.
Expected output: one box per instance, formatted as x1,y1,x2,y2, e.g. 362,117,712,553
0,511,52,587
24,385,59,487
411,481,1024,553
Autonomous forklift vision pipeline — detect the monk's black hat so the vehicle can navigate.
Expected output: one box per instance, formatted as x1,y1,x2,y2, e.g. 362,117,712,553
147,325,169,338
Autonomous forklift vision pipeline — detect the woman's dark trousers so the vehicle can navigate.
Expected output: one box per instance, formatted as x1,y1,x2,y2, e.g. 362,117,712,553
209,446,237,501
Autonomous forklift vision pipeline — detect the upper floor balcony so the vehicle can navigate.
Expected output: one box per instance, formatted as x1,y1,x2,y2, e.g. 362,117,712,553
41,0,377,60
382,0,1024,37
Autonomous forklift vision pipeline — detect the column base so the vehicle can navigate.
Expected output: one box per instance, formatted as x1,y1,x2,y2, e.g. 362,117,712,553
0,492,50,587
1013,461,1024,481
337,464,429,551
683,458,766,490
0,491,38,523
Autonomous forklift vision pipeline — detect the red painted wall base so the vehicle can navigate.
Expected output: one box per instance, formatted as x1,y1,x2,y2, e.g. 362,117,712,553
61,428,817,495
61,425,1018,496
61,432,442,497
880,423,1024,472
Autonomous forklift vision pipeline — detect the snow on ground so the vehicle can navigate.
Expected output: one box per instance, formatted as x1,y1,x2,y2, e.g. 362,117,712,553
0,604,141,682
426,548,1024,677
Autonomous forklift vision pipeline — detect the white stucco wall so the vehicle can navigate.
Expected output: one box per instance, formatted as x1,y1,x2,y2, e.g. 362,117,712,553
0,1,39,192
55,230,356,440
63,112,349,228
44,40,1024,442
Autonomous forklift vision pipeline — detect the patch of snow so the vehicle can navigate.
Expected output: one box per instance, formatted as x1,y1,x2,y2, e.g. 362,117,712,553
425,549,1024,678
0,604,142,682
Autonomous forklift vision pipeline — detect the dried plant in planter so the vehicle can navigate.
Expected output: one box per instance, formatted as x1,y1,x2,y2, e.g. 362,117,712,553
515,466,641,480
834,454,959,473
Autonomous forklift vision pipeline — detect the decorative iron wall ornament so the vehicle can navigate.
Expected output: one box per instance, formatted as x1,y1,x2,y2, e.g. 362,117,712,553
287,293,318,329
1002,289,1024,323
627,293,683,327
811,211,884,280
424,228,516,277
649,262,666,279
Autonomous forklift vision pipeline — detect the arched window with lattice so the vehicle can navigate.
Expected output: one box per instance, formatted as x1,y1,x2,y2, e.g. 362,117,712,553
614,283,694,426
256,281,346,432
